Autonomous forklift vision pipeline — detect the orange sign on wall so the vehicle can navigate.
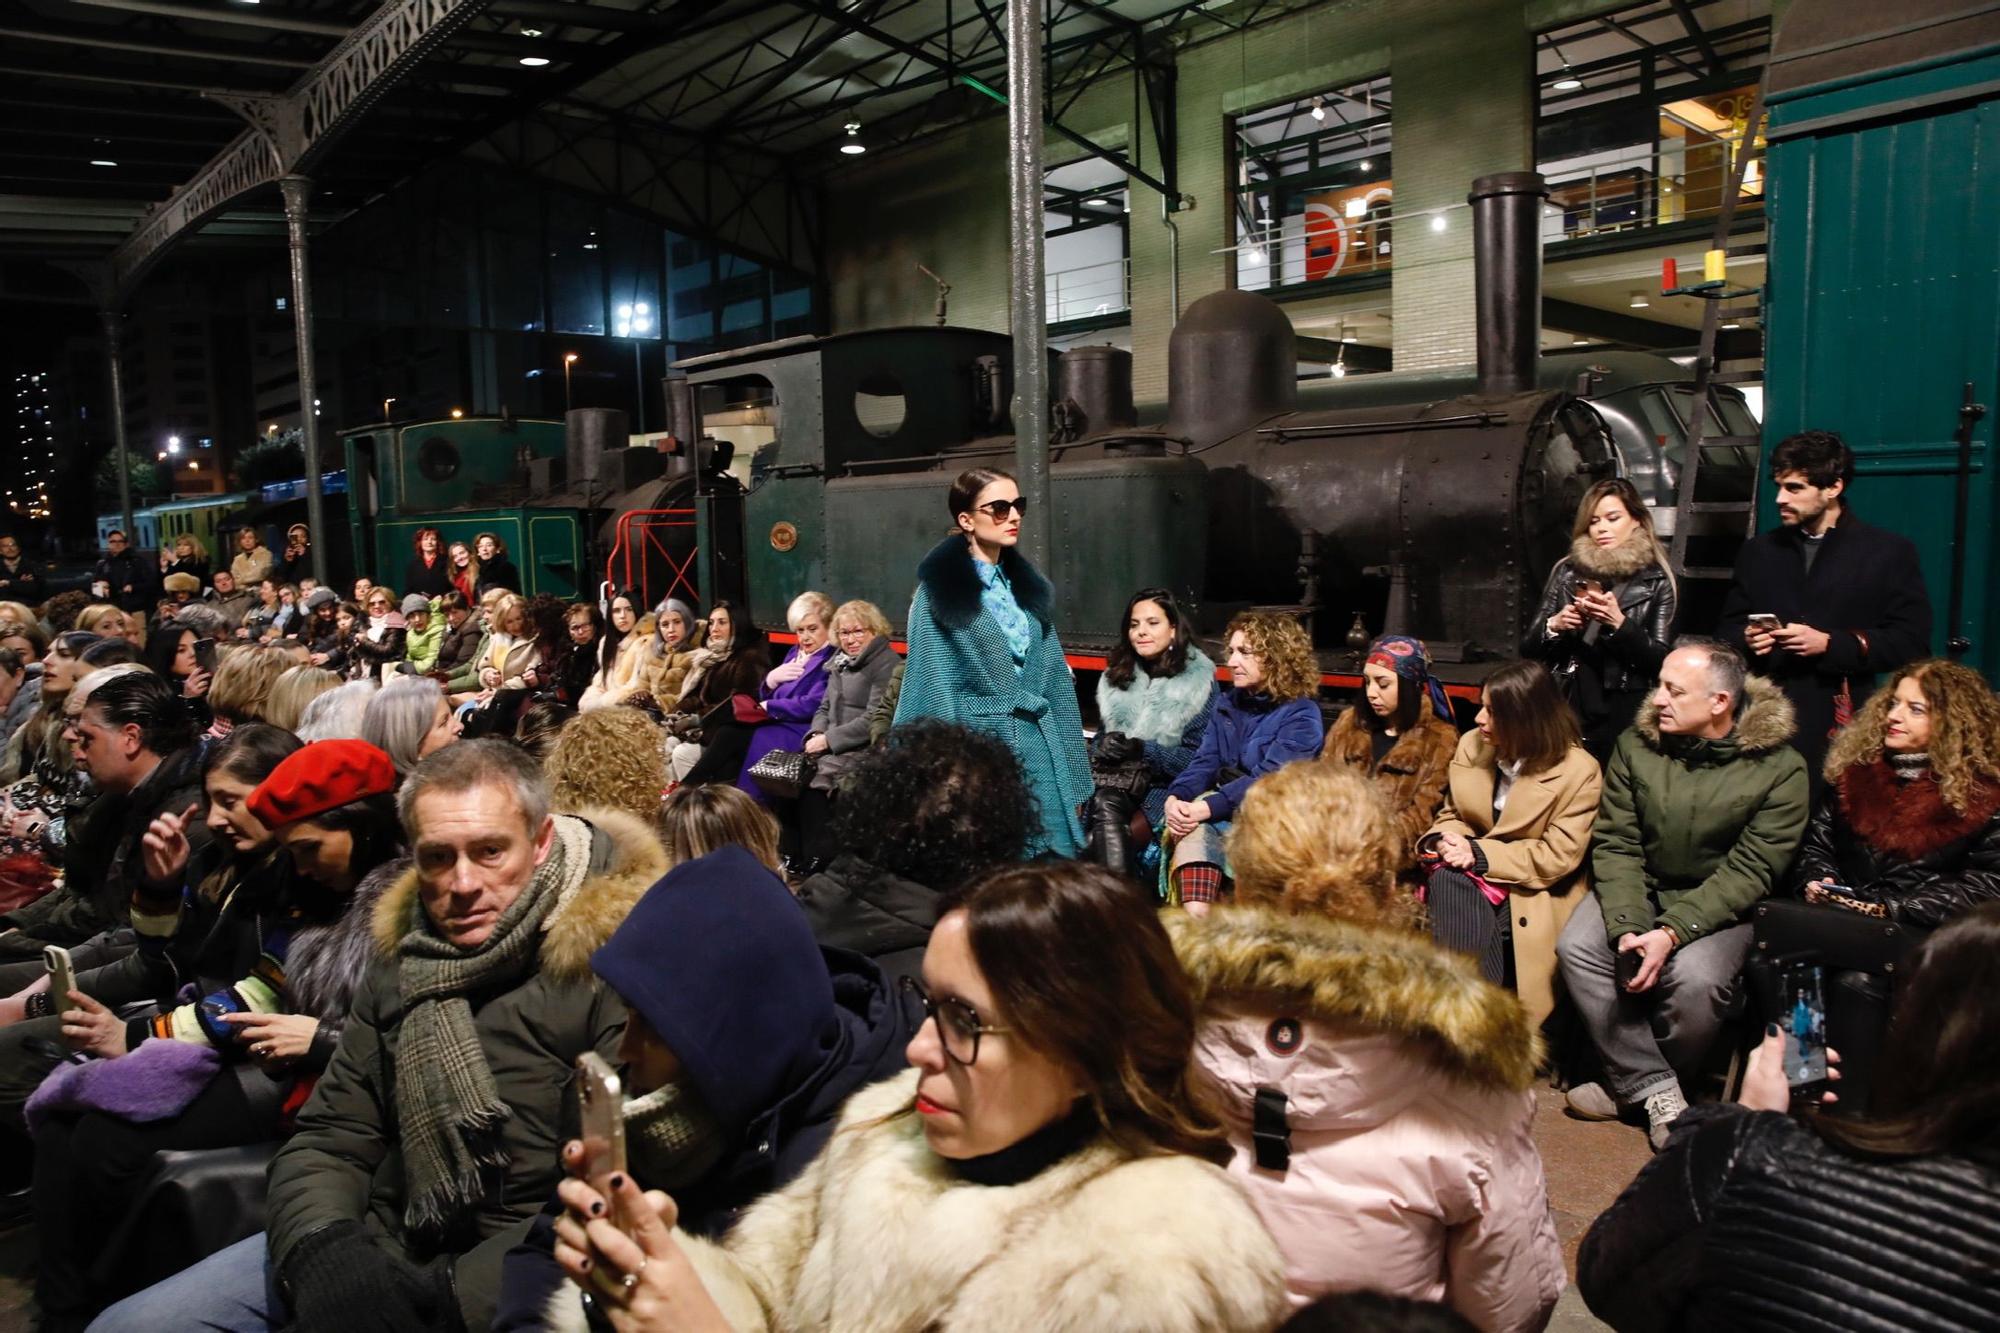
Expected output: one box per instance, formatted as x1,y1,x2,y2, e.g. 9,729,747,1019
1303,181,1394,281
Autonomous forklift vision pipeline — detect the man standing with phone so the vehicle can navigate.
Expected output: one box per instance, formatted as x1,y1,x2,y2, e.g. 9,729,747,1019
1720,431,1933,789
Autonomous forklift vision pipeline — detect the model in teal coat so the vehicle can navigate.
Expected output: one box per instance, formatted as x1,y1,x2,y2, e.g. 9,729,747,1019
893,471,1092,858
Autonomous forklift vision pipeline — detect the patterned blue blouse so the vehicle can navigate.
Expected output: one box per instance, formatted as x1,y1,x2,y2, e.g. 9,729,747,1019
974,556,1034,668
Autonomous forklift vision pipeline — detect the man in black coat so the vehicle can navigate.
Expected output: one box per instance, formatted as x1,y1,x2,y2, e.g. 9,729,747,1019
92,529,158,615
0,534,42,606
1719,430,1933,787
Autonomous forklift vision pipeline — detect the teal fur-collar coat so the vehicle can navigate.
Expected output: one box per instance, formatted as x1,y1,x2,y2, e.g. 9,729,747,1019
893,534,1092,857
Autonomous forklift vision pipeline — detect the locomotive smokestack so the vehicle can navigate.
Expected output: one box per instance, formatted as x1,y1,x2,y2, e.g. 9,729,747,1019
1468,171,1548,397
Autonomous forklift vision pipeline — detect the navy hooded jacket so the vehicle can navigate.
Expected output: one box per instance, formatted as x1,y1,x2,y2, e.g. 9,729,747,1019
492,846,914,1331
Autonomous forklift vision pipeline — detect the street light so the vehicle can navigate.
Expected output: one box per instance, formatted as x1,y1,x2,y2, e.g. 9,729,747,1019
166,435,181,455
383,396,396,422
563,353,579,411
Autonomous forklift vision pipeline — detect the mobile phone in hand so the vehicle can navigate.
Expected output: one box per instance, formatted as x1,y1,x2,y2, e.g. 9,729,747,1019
1616,944,1644,991
1574,578,1604,599
43,945,76,1011
193,637,220,675
1780,964,1830,1101
1748,613,1781,633
576,1051,627,1206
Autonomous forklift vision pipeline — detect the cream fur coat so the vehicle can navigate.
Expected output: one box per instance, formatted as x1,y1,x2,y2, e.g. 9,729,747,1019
555,1068,1288,1332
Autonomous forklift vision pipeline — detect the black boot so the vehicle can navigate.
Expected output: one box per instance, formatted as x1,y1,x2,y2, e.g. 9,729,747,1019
1087,787,1138,873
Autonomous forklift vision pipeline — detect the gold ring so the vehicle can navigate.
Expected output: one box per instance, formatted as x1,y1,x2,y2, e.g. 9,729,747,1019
619,1255,649,1292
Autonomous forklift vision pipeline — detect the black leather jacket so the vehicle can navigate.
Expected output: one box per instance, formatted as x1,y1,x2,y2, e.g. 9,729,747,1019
1580,1103,2000,1333
1792,768,2000,928
1520,559,1676,698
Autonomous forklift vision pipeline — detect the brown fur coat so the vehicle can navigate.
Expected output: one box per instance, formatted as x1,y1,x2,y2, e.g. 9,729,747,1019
1320,708,1460,873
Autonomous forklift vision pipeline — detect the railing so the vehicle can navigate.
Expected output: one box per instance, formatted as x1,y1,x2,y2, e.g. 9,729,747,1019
608,507,700,613
1046,256,1130,324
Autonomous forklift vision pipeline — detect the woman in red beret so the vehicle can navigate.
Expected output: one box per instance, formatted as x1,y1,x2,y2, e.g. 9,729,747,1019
24,730,411,1329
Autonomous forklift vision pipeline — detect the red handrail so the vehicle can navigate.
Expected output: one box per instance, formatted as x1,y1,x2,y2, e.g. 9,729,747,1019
607,508,699,610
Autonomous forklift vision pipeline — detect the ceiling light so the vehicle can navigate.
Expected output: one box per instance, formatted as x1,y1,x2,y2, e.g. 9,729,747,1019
1345,198,1367,220
840,121,866,155
1087,196,1114,208
1359,158,1372,171
521,26,542,36
1430,213,1447,232
1245,246,1266,265
1629,291,1649,308
1310,96,1326,123
520,55,550,66
1721,322,1742,330
1553,69,1583,91
89,159,116,167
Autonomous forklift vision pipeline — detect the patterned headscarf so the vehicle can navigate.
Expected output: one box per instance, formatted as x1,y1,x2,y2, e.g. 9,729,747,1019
1366,635,1453,723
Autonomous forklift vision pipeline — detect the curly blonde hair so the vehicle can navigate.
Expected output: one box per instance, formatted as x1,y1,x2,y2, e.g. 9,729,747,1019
1226,761,1411,927
546,706,668,825
1224,610,1318,703
1825,659,2000,814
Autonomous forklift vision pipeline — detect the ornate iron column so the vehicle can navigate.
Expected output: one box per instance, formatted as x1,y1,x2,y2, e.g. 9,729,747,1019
279,175,329,584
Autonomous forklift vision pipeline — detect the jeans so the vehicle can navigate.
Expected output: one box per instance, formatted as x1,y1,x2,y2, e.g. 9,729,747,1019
1556,892,1753,1106
87,1232,277,1333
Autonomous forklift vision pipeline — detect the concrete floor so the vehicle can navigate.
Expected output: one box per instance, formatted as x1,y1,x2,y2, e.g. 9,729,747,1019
0,1087,1653,1332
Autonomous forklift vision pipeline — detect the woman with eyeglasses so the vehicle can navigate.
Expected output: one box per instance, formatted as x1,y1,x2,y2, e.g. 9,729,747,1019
893,468,1092,858
345,587,407,682
795,599,898,868
540,858,1288,1332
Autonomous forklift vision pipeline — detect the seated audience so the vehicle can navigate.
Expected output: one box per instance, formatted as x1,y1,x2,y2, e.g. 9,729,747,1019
1321,635,1460,878
637,598,701,707
1579,903,2000,1333
1423,659,1602,1027
347,587,408,680
74,604,127,642
143,619,206,704
1522,479,1678,762
735,590,835,803
399,595,442,674
263,665,341,734
547,706,669,826
0,648,26,759
1090,587,1217,874
1163,611,1324,914
578,589,649,711
294,679,377,743
667,600,768,783
360,676,463,778
1167,761,1564,1326
228,527,274,589
27,732,402,1329
511,698,573,764
542,860,1288,1332
795,720,1034,984
205,569,254,631
430,590,484,689
553,601,602,706
162,572,200,608
459,592,538,702
299,588,344,674
796,599,897,867
200,642,292,737
239,578,286,642
89,739,671,1333
491,843,917,1328
403,527,454,600
0,616,47,662
1558,637,1808,1147
656,783,782,872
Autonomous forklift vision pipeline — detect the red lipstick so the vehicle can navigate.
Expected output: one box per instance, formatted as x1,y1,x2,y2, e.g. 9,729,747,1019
915,1094,950,1116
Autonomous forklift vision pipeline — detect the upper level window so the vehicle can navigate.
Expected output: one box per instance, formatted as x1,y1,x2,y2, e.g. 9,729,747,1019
1232,73,1392,294
1045,159,1129,328
1536,0,1770,245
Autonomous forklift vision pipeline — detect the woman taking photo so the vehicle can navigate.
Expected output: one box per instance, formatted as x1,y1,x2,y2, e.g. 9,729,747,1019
1422,659,1601,1028
1169,762,1563,1326
544,859,1288,1331
579,589,649,712
736,590,835,803
1091,588,1217,874
797,599,898,867
446,540,479,603
403,527,455,600
1162,611,1323,913
894,468,1092,858
1580,902,2000,1333
1320,635,1460,879
27,732,404,1330
473,531,522,597
1522,478,1678,761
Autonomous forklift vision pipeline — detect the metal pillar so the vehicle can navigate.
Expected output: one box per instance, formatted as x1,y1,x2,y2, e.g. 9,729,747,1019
101,310,136,545
279,175,329,585
1006,0,1050,570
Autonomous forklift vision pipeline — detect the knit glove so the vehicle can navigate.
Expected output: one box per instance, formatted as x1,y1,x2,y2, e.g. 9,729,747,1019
280,1221,450,1333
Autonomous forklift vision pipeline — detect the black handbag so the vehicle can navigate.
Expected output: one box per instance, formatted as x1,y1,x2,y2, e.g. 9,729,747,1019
747,748,815,799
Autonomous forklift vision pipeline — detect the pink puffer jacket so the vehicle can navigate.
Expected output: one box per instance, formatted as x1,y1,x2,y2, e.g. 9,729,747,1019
1166,906,1565,1331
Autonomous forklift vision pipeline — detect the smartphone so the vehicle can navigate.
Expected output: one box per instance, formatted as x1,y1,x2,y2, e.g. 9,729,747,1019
193,637,220,675
43,945,76,1013
576,1051,626,1189
1748,613,1781,633
1574,577,1604,598
1818,882,1858,898
1616,944,1644,991
1780,964,1829,1100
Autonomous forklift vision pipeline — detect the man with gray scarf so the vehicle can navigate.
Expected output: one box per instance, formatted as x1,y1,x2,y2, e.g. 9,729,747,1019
90,739,670,1333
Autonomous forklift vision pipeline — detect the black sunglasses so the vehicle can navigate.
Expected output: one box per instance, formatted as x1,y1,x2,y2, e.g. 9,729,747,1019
973,497,1028,520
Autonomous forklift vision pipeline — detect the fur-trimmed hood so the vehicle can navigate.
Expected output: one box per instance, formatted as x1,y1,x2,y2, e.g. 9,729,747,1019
1166,905,1541,1094
1633,673,1796,759
1567,529,1664,582
1097,646,1217,747
370,806,668,981
914,532,1053,631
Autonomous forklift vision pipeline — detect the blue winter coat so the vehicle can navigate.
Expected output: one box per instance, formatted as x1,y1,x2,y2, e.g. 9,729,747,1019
893,535,1092,857
1168,688,1326,821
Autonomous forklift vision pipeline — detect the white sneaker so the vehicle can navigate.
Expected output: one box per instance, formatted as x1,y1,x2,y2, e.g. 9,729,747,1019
1645,1084,1689,1151
1565,1082,1619,1121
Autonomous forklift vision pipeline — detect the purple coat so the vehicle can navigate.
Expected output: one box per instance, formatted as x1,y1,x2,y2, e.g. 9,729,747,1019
737,642,834,802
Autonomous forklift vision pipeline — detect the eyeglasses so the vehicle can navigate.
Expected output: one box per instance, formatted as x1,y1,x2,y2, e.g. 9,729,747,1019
836,625,869,638
898,975,1009,1066
973,497,1028,520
